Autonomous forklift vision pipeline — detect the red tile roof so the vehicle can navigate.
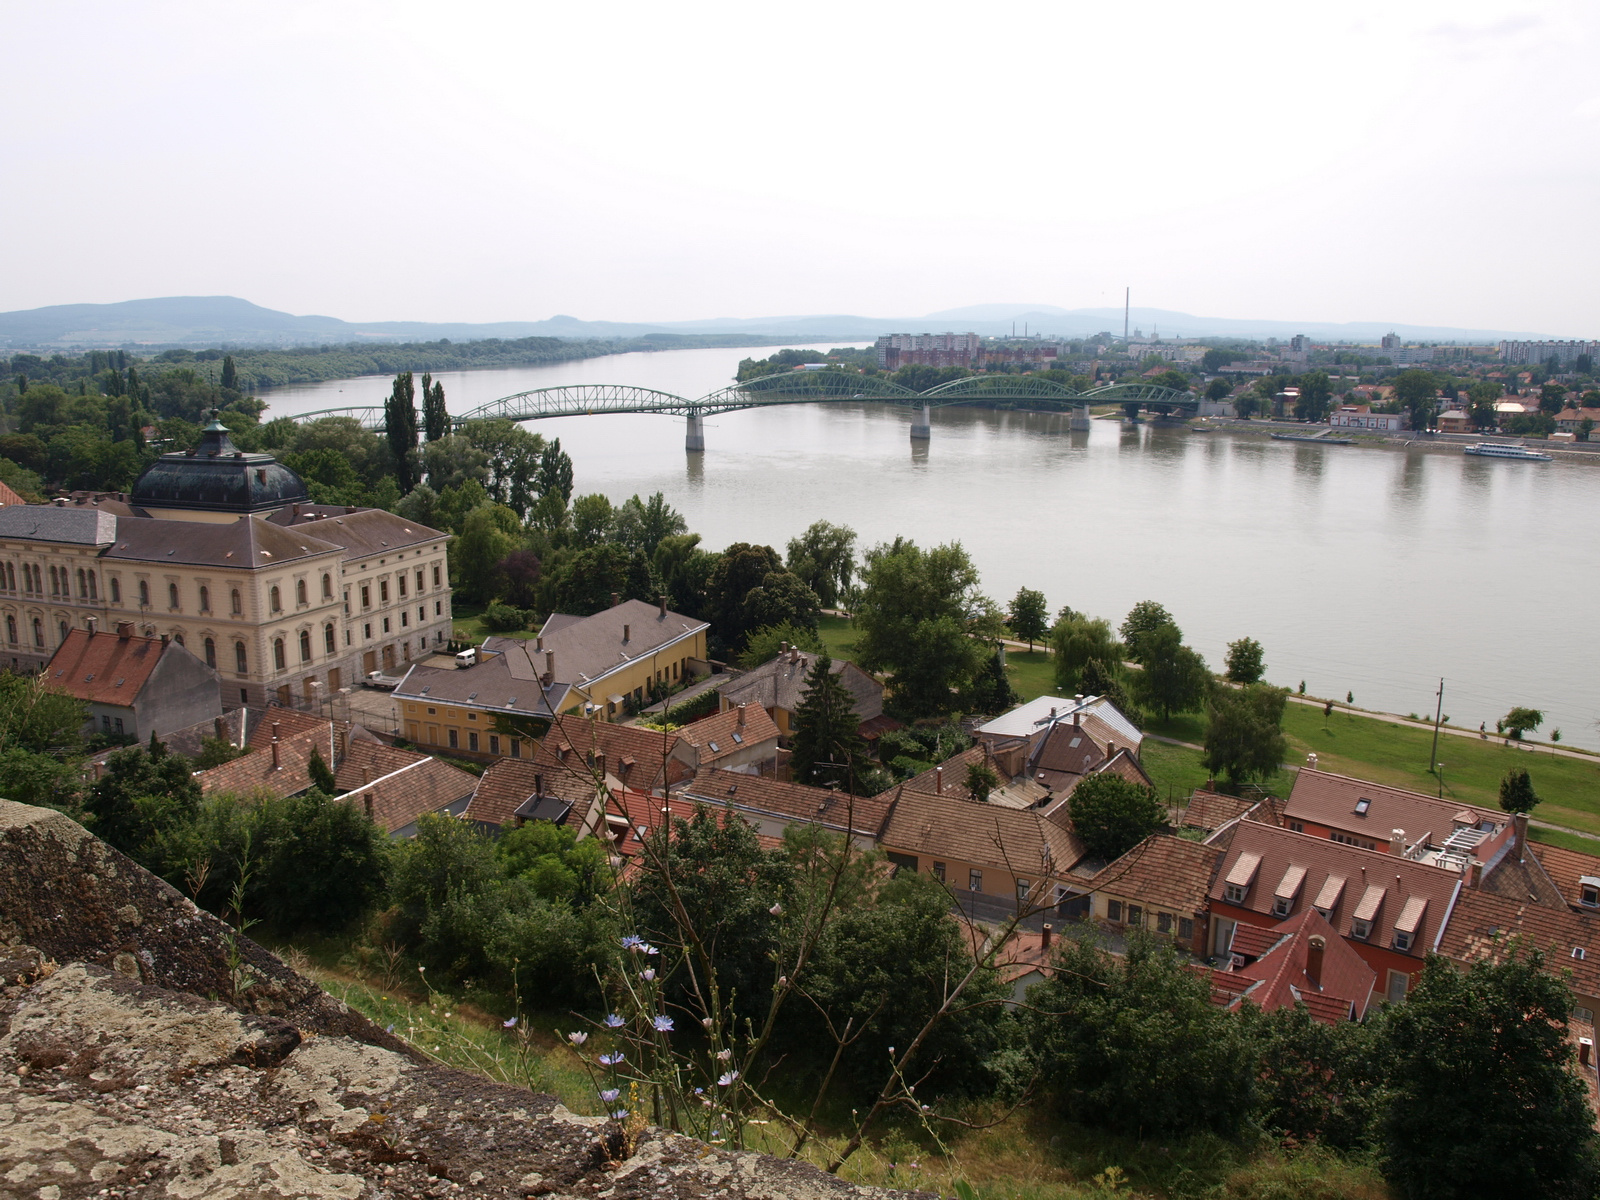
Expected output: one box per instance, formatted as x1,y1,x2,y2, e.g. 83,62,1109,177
44,629,174,705
1436,887,1600,1003
1284,768,1507,861
1210,908,1375,1024
198,727,324,799
1533,843,1600,912
681,767,891,838
677,704,780,765
1182,790,1257,833
332,747,478,835
879,785,1086,879
1089,834,1226,915
1211,821,1463,962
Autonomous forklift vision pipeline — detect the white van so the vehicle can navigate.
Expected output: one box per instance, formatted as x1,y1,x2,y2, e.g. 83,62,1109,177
455,648,478,669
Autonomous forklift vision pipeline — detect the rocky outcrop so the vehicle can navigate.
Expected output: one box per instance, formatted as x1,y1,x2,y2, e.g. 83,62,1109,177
0,801,920,1200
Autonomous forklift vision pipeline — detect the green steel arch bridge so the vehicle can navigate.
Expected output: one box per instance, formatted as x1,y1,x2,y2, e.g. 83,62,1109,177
288,370,1197,450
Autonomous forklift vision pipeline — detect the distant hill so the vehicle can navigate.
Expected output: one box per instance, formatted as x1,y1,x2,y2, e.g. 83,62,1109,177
0,294,1551,350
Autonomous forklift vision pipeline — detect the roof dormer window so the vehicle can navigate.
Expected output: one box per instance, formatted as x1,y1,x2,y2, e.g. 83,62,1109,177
1354,798,1371,816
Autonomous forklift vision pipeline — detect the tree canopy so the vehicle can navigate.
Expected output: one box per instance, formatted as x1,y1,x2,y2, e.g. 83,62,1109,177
1067,772,1165,861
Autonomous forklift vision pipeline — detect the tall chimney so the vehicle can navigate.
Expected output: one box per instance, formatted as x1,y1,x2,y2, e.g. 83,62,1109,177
1390,829,1406,857
935,766,944,793
780,641,789,655
623,624,630,643
1073,709,1081,727
535,635,544,651
535,773,543,796
1041,923,1053,951
160,633,169,646
270,735,281,771
610,592,620,607
737,703,746,728
1514,812,1529,862
659,595,667,618
213,717,226,741
117,621,133,639
545,649,555,679
86,617,96,635
1306,935,1325,989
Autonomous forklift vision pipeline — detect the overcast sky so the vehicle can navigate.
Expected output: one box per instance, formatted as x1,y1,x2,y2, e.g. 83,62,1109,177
4,0,1597,333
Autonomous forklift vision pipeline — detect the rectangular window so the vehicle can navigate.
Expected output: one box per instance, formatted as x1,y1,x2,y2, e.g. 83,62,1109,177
1393,929,1414,952
448,728,458,749
435,600,442,616
1128,905,1143,927
468,731,479,751
101,715,111,731
361,586,371,609
398,576,407,598
968,870,982,892
1107,899,1123,922
931,862,945,882
1224,883,1248,904
1273,896,1293,917
382,618,391,633
1387,970,1409,1004
1576,1006,1595,1023
114,718,123,734
1288,820,1305,833
1179,916,1195,941
380,581,389,603
510,738,521,758
1016,878,1030,903
489,735,501,754
433,565,441,587
1351,918,1372,940
1583,885,1600,908
401,611,409,627
1157,911,1173,933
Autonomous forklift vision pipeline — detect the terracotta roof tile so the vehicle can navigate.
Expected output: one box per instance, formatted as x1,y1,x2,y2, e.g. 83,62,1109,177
1437,887,1600,1002
333,748,478,835
1087,835,1225,915
1209,909,1374,1023
1183,790,1256,833
677,704,780,764
1285,768,1508,862
1533,843,1600,911
719,653,884,723
198,727,325,799
879,785,1086,878
44,629,176,705
681,767,891,837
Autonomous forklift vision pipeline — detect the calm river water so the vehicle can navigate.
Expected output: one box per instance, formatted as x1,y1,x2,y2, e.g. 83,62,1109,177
263,346,1600,751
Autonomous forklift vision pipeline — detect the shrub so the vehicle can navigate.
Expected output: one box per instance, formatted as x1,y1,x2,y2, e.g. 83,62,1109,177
483,603,530,633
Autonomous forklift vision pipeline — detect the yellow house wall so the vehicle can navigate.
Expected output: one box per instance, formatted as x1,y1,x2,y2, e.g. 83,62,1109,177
877,840,1064,907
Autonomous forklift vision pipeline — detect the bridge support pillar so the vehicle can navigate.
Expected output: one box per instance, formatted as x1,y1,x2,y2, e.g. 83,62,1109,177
685,412,705,453
1070,403,1091,431
910,404,932,440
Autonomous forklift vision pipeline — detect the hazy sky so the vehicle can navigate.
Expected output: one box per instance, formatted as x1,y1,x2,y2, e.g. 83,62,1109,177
5,0,1597,333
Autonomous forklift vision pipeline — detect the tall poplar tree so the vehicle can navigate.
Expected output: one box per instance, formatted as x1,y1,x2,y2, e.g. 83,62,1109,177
384,371,420,494
422,373,449,442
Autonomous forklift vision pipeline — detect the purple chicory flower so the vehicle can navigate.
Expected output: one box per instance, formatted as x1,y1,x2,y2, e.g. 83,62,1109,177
603,1013,625,1028
385,1024,395,1034
599,1052,625,1066
717,1070,739,1086
600,1088,620,1103
643,943,660,956
621,935,645,950
503,1017,518,1028
567,1031,588,1045
652,1014,674,1032
612,1110,629,1120
715,1048,732,1061
640,968,657,982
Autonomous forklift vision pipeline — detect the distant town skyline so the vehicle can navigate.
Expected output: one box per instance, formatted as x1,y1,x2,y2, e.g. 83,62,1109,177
3,1,1597,335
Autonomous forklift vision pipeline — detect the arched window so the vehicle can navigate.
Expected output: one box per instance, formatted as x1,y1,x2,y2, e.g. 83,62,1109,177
323,623,335,654
4,563,13,590
299,630,312,662
296,580,307,606
235,642,248,673
138,580,150,607
274,638,286,670
48,566,58,596
32,618,42,646
168,582,179,610
110,576,120,603
86,572,96,600
322,573,332,599
58,621,67,643
199,586,209,613
173,633,184,647
270,586,281,613
5,616,14,644
76,569,86,597
204,637,216,668
231,588,242,615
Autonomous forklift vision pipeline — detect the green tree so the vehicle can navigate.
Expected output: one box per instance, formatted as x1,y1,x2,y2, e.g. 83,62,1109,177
1201,348,1241,373
1128,624,1209,720
853,538,986,718
1119,600,1176,664
1203,683,1288,783
788,652,872,790
569,493,615,547
1008,587,1048,650
536,438,574,506
452,503,522,602
1026,931,1257,1138
1539,380,1570,417
738,622,823,669
463,419,546,522
742,570,821,640
1148,369,1191,393
1394,369,1439,431
964,761,1000,803
1294,370,1333,422
220,354,237,391
1224,636,1265,683
1067,772,1165,861
1379,950,1599,1200
421,373,450,442
1050,615,1121,695
1467,380,1501,430
307,744,337,794
81,743,203,874
1498,767,1539,814
551,543,654,615
1501,706,1543,741
247,789,391,933
612,491,688,558
705,543,785,654
785,520,857,609
383,371,420,494
1204,377,1232,402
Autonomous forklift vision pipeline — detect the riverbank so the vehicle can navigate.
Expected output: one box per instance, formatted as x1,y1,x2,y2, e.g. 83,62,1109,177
1192,415,1600,462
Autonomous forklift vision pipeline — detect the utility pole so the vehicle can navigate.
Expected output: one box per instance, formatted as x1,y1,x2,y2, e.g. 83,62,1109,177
1430,677,1445,773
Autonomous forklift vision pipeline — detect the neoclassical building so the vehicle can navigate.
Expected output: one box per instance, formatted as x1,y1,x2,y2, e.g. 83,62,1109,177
0,417,452,708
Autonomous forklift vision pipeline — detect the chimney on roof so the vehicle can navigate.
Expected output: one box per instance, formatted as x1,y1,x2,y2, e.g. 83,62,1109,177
935,766,944,793
535,635,543,651
1469,859,1484,888
535,773,543,796
1106,740,1115,758
623,624,630,644
1041,922,1053,951
610,592,620,608
1073,709,1080,727
545,649,555,679
596,751,606,778
1306,935,1325,989
363,792,374,819
116,621,133,639
780,641,789,655
270,733,281,771
737,703,747,728
1390,829,1405,857
659,594,667,618
213,717,225,741
1513,811,1529,862
86,617,96,636
361,765,370,785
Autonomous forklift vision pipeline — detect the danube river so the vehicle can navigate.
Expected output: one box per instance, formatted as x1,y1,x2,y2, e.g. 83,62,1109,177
263,346,1600,751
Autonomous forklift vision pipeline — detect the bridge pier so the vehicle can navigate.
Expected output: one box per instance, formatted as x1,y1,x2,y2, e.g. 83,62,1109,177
685,412,705,452
1070,403,1091,431
910,403,932,440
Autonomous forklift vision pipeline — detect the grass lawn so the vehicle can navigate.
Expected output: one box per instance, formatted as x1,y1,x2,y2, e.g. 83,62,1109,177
1281,701,1600,836
1529,825,1600,854
452,600,537,643
816,613,861,661
1004,648,1055,702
